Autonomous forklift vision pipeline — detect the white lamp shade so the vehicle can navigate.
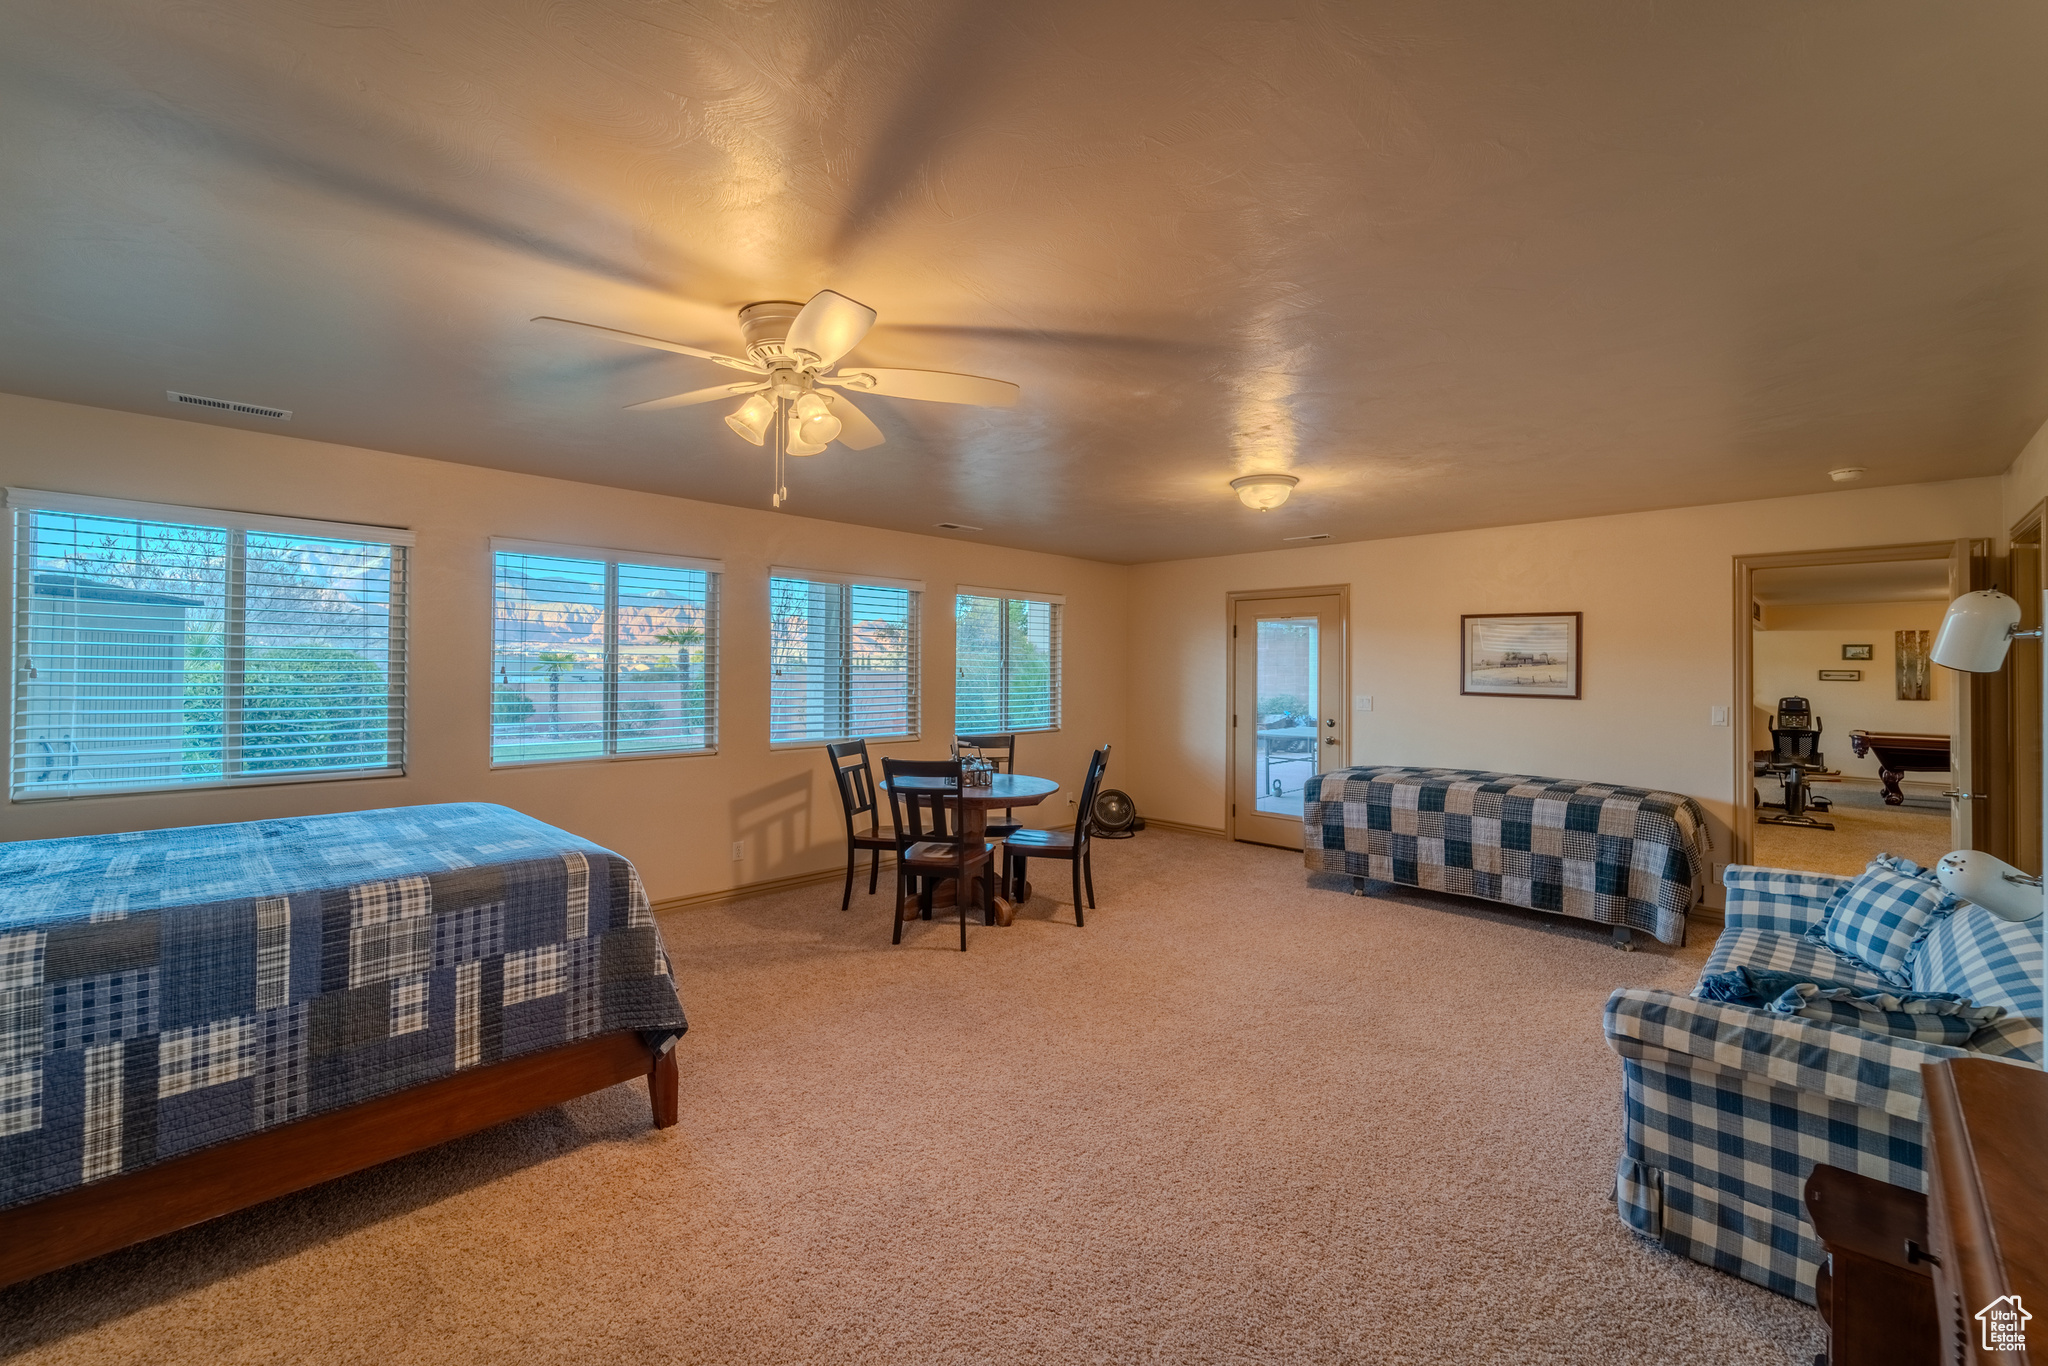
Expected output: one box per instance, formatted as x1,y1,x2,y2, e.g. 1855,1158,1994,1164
1230,473,1298,510
725,393,776,446
794,392,842,445
786,414,828,456
1935,849,2044,923
1930,589,2023,672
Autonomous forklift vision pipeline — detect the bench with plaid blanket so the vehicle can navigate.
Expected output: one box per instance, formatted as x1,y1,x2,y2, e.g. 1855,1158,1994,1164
1603,864,2043,1303
1302,766,1709,946
0,802,688,1212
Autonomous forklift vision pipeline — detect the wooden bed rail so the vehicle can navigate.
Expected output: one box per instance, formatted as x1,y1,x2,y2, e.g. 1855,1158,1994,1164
0,1029,678,1290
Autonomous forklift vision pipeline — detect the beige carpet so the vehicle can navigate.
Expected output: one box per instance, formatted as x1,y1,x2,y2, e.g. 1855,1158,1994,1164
0,834,1821,1365
1753,781,1951,876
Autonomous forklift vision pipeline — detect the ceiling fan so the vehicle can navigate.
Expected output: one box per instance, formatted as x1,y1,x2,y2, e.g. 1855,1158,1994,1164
533,291,1020,507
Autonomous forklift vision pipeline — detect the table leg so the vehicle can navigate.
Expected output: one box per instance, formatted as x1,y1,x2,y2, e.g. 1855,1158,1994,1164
1879,766,1906,805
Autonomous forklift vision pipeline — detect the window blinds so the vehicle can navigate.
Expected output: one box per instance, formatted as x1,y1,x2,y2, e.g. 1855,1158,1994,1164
491,545,719,764
954,593,1062,733
769,575,920,744
9,490,407,798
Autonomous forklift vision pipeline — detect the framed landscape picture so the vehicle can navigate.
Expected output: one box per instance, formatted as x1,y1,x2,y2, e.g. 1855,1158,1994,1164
1461,612,1582,699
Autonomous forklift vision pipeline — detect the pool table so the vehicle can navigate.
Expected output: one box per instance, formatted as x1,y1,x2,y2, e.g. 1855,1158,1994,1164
1847,730,1951,805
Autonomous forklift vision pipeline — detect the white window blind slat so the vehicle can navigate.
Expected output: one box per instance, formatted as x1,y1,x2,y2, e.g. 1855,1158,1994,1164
491,547,717,764
12,505,407,799
954,594,1061,735
770,576,920,745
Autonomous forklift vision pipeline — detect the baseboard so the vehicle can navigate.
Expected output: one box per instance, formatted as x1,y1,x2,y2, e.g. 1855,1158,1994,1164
652,824,1085,915
1144,818,1227,839
653,858,899,915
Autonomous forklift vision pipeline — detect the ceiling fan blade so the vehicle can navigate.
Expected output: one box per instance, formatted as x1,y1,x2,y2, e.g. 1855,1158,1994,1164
784,290,877,367
828,393,886,450
531,317,762,372
625,381,769,412
825,367,1019,408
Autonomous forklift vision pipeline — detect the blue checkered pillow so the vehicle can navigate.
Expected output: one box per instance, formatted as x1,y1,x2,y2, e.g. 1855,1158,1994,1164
1808,854,1958,986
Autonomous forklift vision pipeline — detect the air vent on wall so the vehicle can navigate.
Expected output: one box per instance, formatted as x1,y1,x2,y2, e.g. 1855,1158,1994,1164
935,522,983,532
1283,533,1331,543
166,390,292,421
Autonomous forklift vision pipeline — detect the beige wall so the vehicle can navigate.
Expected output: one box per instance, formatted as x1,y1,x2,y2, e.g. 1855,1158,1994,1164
2002,413,2048,539
1124,479,2001,878
0,393,1129,903
1751,600,1949,781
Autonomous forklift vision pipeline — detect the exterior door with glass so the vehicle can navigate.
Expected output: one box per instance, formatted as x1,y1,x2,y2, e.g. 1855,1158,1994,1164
1230,591,1346,849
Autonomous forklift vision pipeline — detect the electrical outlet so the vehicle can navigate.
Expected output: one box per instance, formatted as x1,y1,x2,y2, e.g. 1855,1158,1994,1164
1710,706,1729,727
1355,695,1372,712
731,840,744,861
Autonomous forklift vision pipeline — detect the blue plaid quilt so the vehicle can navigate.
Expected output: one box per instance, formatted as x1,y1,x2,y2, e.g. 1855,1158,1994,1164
1302,767,1710,946
0,803,687,1211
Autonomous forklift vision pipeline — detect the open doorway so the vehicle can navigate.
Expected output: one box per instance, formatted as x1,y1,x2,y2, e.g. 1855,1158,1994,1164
1732,540,2004,875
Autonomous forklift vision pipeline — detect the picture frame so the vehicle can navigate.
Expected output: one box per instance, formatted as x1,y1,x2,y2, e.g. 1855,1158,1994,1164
1842,644,1873,661
1817,669,1862,682
1461,612,1581,699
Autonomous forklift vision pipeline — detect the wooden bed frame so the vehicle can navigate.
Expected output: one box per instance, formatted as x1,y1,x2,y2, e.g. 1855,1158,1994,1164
0,1028,680,1289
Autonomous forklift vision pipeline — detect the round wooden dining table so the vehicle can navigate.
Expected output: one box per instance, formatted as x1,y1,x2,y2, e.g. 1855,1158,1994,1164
876,772,1059,926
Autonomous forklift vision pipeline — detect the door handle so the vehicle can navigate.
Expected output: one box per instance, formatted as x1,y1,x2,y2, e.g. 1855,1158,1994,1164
1940,790,1988,801
1324,737,1339,746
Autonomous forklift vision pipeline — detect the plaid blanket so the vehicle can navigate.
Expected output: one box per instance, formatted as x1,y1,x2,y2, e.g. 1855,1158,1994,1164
1302,766,1710,946
0,803,686,1211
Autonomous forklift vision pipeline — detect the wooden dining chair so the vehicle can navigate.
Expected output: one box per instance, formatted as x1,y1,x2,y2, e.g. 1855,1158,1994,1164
827,739,895,912
880,757,997,951
1002,745,1110,927
955,732,1022,838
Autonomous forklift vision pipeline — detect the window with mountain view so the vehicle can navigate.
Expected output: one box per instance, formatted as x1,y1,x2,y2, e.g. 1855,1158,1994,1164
491,542,720,764
9,491,408,799
955,591,1061,734
769,573,919,745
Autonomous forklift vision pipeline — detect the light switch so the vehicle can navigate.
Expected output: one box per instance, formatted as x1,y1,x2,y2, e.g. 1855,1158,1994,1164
1710,706,1729,727
1355,695,1373,712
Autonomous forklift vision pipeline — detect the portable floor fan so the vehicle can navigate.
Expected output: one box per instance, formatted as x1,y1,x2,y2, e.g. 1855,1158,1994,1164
1090,788,1143,838
533,291,1020,507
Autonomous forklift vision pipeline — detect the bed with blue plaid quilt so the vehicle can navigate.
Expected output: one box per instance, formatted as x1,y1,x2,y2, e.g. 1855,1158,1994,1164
1302,767,1710,946
0,802,687,1212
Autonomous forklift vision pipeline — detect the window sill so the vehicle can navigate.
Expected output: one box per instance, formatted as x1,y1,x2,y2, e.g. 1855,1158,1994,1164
768,735,921,753
10,766,407,804
490,747,718,771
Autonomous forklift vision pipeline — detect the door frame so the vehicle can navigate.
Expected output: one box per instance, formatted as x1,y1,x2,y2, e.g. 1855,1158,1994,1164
2007,500,2045,875
1729,540,1988,869
1224,585,1350,845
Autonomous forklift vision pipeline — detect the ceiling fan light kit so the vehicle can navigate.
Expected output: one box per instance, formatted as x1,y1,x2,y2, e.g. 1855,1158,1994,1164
534,290,1020,508
1231,473,1299,510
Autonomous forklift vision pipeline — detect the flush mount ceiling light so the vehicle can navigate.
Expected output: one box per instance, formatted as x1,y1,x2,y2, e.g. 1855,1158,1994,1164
1231,473,1298,510
535,291,1020,508
1830,467,1867,482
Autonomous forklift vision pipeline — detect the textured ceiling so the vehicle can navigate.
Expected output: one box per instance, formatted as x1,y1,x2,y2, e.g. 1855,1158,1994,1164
2,1,2047,563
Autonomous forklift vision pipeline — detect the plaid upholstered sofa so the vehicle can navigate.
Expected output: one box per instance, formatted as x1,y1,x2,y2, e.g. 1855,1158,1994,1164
1602,863,2044,1303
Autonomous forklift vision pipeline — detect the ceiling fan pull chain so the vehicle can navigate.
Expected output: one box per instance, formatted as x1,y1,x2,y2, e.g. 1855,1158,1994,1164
772,399,789,508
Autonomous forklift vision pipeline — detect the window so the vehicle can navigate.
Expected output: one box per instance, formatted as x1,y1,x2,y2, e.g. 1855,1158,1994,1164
954,587,1062,734
770,569,920,745
9,488,408,799
491,540,720,765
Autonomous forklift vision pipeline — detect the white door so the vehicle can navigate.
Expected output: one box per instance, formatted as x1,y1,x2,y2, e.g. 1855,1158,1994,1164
1231,593,1346,849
